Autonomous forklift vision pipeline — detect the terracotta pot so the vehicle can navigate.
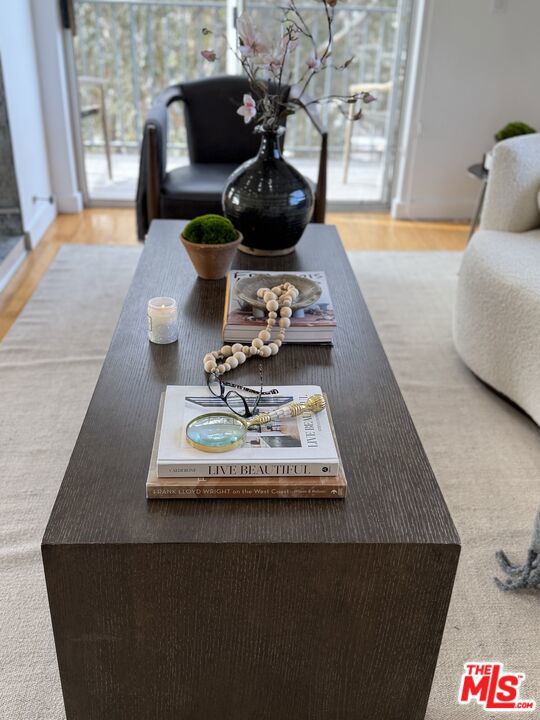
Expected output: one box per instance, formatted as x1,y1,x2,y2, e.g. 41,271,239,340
180,231,242,280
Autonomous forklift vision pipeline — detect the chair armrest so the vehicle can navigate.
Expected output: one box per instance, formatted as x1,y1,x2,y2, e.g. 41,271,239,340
481,133,540,233
144,84,183,183
78,76,105,87
136,85,183,240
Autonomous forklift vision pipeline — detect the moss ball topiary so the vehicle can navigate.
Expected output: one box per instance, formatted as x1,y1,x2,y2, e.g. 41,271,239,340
183,214,238,245
495,122,536,143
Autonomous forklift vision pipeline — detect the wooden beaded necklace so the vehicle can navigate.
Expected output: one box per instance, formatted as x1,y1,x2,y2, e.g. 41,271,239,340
203,282,298,376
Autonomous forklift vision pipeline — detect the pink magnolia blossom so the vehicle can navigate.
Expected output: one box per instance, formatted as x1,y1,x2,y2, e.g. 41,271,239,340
307,55,321,72
237,94,257,124
261,44,285,73
237,12,269,59
260,34,296,74
201,49,217,62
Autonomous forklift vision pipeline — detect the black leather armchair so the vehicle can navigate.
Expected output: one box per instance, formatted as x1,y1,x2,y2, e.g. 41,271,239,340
136,75,327,239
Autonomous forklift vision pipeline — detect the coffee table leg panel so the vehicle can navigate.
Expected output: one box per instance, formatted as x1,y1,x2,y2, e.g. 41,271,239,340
43,541,459,720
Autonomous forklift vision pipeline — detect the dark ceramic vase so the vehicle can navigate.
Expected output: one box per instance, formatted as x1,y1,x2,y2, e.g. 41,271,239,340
222,129,313,256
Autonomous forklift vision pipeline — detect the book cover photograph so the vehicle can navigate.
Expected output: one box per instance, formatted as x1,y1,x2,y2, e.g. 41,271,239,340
223,270,336,343
157,385,340,477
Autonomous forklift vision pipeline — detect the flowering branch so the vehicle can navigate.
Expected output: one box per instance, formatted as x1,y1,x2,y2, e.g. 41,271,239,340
200,0,375,132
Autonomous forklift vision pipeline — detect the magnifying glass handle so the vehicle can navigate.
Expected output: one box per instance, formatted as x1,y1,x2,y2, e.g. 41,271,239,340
246,394,326,428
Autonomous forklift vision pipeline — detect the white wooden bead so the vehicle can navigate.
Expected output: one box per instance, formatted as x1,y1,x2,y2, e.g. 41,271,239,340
204,360,216,373
250,346,259,356
271,286,283,296
233,351,246,364
223,363,231,372
259,346,272,358
212,350,220,358
279,317,291,329
221,345,233,357
275,338,282,347
242,346,251,355
232,343,243,353
252,338,264,349
258,330,271,342
268,342,279,355
268,318,276,326
280,306,292,318
217,364,227,374
263,291,276,303
228,356,238,369
266,299,279,312
204,353,214,363
257,288,268,298
281,297,292,307
268,311,277,319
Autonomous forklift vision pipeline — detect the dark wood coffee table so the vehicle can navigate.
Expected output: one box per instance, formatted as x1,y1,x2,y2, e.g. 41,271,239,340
43,221,459,720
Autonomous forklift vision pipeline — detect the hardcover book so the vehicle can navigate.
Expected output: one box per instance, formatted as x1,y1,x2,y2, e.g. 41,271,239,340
156,385,340,478
147,394,346,499
222,270,336,344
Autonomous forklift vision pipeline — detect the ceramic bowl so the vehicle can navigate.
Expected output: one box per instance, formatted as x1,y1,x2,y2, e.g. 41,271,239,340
235,273,322,311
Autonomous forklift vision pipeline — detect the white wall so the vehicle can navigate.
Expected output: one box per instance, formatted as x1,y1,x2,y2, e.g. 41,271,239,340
393,0,540,220
0,0,56,246
31,0,83,214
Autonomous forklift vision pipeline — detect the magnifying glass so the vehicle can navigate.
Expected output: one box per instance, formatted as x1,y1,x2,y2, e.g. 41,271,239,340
186,394,326,453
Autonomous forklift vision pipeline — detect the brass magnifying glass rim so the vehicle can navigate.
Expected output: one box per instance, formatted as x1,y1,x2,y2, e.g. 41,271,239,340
185,412,249,453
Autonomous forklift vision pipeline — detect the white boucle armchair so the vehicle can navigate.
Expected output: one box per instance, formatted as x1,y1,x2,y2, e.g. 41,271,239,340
454,133,540,425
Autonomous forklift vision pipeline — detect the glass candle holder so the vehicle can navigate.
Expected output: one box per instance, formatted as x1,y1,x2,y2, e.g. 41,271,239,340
147,297,178,344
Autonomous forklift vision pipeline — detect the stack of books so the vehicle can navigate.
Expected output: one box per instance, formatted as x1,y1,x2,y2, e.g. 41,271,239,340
222,270,336,344
146,385,347,499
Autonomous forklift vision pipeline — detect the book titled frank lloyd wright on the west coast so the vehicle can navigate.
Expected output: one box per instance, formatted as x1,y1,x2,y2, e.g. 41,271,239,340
147,391,346,499
155,385,340,478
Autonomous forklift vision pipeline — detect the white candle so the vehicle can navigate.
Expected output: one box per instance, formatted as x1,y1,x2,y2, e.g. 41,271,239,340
147,297,178,344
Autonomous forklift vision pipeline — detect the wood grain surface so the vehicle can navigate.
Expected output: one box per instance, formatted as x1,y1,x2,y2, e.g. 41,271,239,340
42,221,460,720
43,221,459,546
0,209,467,342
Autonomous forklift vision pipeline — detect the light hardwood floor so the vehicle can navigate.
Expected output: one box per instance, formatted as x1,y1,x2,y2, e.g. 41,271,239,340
0,209,468,341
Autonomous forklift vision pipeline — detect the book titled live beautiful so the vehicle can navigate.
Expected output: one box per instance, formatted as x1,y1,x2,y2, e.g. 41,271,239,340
156,385,340,478
147,393,347,499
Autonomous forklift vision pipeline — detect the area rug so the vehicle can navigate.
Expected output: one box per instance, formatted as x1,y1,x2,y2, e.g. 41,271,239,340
349,251,539,719
0,245,141,719
0,246,537,719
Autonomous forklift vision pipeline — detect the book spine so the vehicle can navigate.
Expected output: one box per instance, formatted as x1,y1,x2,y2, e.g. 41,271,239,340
157,461,340,478
147,485,346,499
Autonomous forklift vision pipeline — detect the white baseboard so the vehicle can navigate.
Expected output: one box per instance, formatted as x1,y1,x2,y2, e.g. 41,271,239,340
0,237,27,294
391,197,476,222
25,201,57,248
56,191,83,214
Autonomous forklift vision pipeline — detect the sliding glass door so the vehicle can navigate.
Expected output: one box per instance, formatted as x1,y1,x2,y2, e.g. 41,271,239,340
244,0,412,206
68,0,412,206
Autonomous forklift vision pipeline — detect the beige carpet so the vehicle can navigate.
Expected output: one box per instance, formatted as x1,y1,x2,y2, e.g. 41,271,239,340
349,251,539,719
0,246,141,720
0,246,537,719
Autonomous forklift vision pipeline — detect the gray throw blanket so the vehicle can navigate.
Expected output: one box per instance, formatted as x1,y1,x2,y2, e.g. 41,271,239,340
495,507,540,590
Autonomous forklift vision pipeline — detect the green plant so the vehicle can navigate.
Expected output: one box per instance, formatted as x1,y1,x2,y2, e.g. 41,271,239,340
183,214,238,245
495,122,536,142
